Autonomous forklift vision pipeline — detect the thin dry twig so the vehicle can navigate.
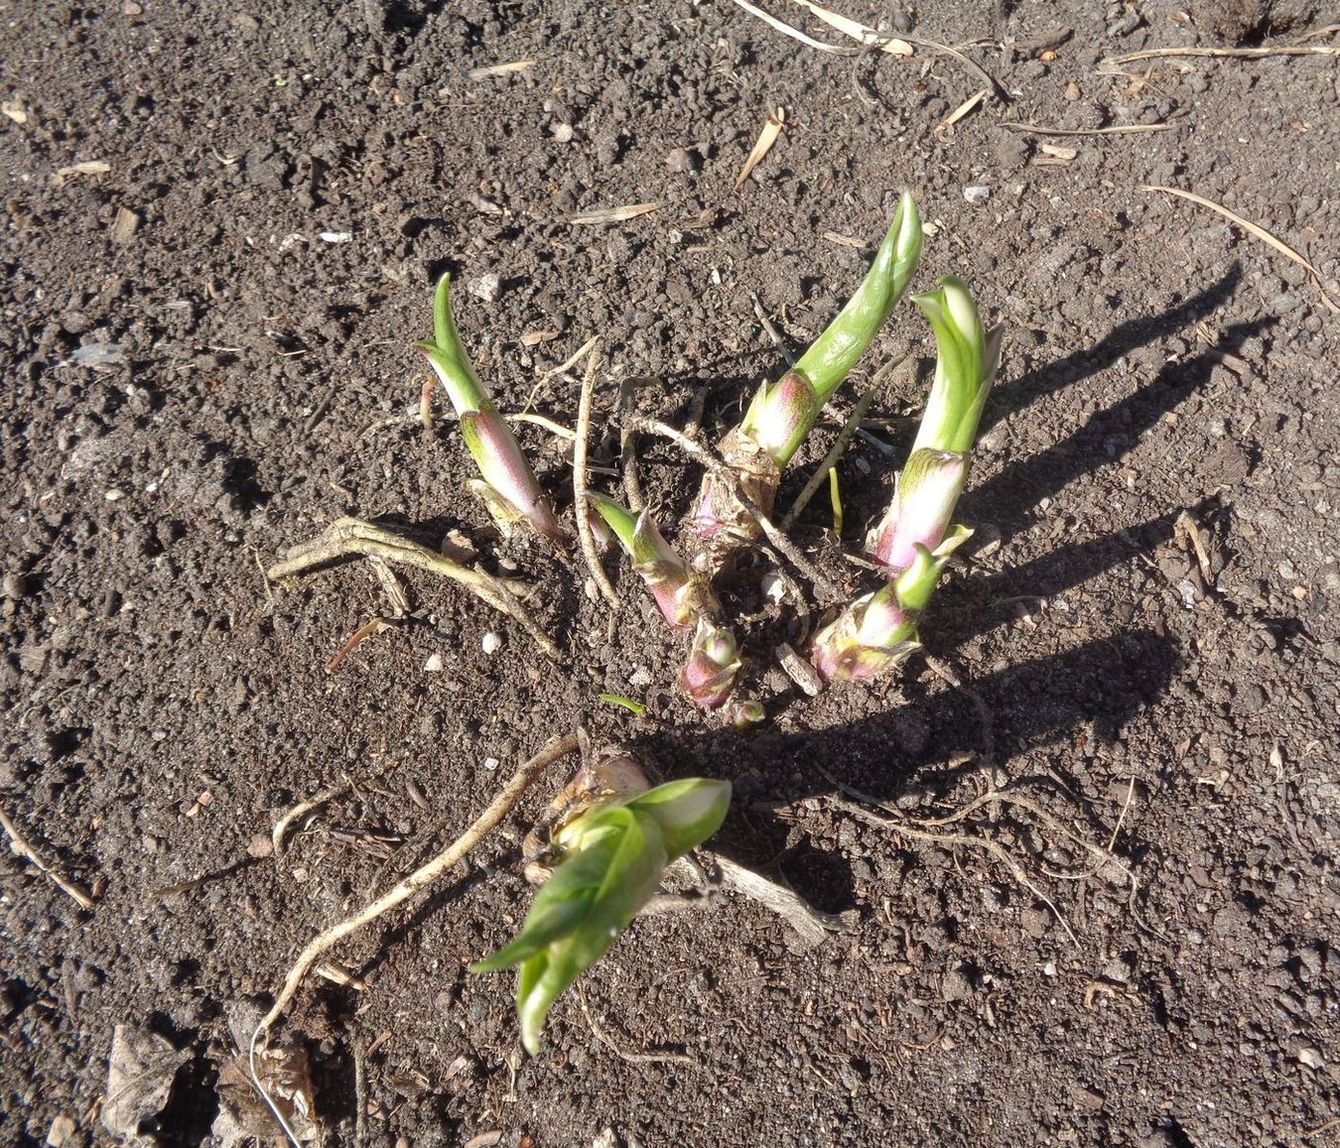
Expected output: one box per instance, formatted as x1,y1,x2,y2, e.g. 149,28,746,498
1107,44,1340,63
0,807,94,910
626,415,842,601
255,733,578,1038
573,342,620,607
467,60,536,80
1001,121,1175,136
705,851,853,948
326,617,392,674
782,360,897,529
785,0,911,55
576,986,697,1066
935,87,988,132
750,292,797,366
566,202,663,226
266,518,561,660
272,782,354,859
351,1034,368,1148
727,0,854,54
1140,184,1339,313
615,376,652,512
506,412,575,440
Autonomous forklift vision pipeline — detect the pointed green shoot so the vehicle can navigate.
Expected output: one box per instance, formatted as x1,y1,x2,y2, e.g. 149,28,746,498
694,195,922,546
910,276,1004,455
472,778,731,1054
792,190,924,405
740,192,924,469
587,492,715,629
416,274,565,543
415,273,489,416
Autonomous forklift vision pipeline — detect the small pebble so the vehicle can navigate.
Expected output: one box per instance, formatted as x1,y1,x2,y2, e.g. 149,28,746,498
551,122,575,143
482,757,500,771
424,653,444,673
963,185,991,203
468,273,502,303
481,632,503,655
666,147,698,174
3,572,32,600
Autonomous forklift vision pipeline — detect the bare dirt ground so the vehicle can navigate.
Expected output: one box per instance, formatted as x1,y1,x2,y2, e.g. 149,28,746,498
2,1,1338,1145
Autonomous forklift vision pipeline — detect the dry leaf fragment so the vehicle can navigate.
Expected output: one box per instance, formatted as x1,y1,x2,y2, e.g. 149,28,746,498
56,160,111,179
103,1025,190,1144
733,106,785,192
467,59,535,80
110,207,141,245
820,229,865,249
3,98,28,125
213,1040,320,1147
565,201,662,225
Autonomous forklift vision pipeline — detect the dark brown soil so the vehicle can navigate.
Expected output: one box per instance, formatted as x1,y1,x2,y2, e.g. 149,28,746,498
3,1,1338,1145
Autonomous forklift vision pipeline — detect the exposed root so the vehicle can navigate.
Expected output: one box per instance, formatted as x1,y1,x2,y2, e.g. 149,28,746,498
267,517,560,660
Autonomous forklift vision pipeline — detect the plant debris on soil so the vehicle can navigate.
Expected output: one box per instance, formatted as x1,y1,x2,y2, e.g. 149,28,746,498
2,1,1338,1146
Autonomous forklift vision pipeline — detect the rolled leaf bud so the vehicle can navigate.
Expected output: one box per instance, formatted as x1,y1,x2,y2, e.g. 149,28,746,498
588,494,719,629
416,274,566,543
909,276,1004,456
692,193,923,544
865,448,968,573
473,774,731,1054
678,618,742,710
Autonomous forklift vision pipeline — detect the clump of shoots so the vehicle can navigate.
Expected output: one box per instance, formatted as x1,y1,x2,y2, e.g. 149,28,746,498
590,494,741,710
812,277,1002,683
416,274,567,543
472,752,731,1055
693,192,923,545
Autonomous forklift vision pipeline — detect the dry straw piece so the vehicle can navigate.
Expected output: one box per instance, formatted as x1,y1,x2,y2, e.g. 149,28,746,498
467,60,535,80
727,0,853,53
566,202,663,225
786,0,912,55
1140,184,1339,314
734,106,786,191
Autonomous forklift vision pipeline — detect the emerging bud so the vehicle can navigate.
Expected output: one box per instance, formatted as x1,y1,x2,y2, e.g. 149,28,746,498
810,529,971,684
417,274,567,543
472,769,731,1055
729,699,767,730
588,494,719,629
865,449,968,573
678,619,742,710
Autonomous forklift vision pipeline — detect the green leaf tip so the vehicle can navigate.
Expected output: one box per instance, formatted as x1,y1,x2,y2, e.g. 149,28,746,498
471,774,730,1054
